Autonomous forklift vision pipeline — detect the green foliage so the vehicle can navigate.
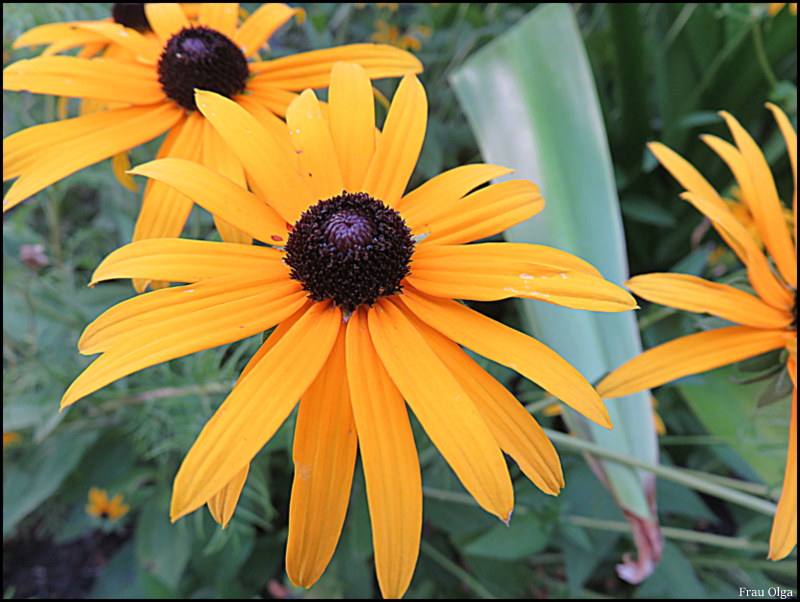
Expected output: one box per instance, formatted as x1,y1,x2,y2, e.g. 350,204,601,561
3,2,797,600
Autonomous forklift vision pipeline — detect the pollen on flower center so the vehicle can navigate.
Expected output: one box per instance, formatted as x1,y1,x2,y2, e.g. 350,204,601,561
284,192,415,312
157,26,249,111
111,3,150,33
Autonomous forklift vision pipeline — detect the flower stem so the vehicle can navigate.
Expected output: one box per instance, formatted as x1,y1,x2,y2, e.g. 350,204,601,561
419,540,498,599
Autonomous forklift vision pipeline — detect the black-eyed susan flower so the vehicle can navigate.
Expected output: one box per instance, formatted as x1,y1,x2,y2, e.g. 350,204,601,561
598,104,797,561
85,487,130,521
62,63,636,598
3,2,421,288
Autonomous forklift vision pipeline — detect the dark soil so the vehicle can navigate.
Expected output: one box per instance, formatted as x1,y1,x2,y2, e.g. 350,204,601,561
3,529,129,599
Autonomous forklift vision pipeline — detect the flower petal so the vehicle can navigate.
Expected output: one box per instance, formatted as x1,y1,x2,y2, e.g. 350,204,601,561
195,90,314,223
346,309,421,599
198,3,239,37
13,21,109,53
362,74,426,208
249,43,422,89
400,289,612,428
647,142,726,210
3,102,183,212
74,22,161,62
408,313,563,495
170,302,342,521
145,3,190,43
130,157,289,245
286,89,344,201
408,243,635,312
768,385,797,560
286,327,357,589
64,277,306,405
328,62,376,192
207,464,249,529
398,164,514,213
241,79,299,117
765,103,797,232
368,298,514,521
409,180,544,245
596,326,787,399
90,238,285,286
626,273,792,329
234,3,304,58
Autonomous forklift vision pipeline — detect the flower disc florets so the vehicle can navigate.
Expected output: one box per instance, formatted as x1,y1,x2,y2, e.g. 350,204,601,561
285,192,415,312
157,26,249,111
112,3,150,33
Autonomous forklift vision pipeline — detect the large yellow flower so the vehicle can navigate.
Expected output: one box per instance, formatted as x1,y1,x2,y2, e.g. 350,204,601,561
3,2,421,288
598,105,797,561
62,63,636,598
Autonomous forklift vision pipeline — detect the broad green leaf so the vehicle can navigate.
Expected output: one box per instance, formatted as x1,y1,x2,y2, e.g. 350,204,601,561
451,2,660,580
461,511,550,560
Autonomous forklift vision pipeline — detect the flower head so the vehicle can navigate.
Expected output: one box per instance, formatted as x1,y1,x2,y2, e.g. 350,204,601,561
3,2,422,289
63,63,636,597
85,487,130,521
598,105,797,561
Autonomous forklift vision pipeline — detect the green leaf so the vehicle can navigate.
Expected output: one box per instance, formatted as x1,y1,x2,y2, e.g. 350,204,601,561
461,511,550,560
450,0,659,568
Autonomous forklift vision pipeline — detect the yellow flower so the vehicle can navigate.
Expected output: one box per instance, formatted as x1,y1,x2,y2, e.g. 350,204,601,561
370,19,430,52
598,104,797,561
62,63,636,598
768,3,798,16
85,487,130,521
3,2,422,290
2,432,22,448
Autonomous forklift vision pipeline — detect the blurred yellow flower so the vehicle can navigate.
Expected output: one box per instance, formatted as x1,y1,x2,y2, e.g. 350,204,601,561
85,487,130,521
768,3,798,15
2,432,22,448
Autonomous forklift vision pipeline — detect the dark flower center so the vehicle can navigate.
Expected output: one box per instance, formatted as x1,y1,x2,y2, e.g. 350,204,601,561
112,4,150,33
284,192,415,312
157,26,249,111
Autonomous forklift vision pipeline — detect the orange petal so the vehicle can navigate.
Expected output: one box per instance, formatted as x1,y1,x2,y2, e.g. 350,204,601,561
596,326,787,399
328,62,376,192
64,278,306,405
198,3,239,37
367,299,514,521
345,309,421,599
195,90,314,223
249,43,422,89
241,79,299,118
3,102,183,212
400,289,612,428
398,163,514,214
145,3,190,43
286,89,344,201
14,21,109,52
626,273,792,329
768,386,797,560
207,463,249,529
74,22,161,62
408,313,563,495
408,243,635,312
170,302,342,522
234,3,303,57
647,142,726,210
409,179,544,245
362,74,426,208
90,238,286,286
286,328,358,589
233,93,297,158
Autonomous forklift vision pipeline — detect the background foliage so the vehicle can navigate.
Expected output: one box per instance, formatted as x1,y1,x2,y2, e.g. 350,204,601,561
3,3,797,599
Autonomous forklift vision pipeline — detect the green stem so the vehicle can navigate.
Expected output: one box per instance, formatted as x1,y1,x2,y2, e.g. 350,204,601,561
688,555,797,574
752,20,779,89
419,540,498,600
542,428,777,516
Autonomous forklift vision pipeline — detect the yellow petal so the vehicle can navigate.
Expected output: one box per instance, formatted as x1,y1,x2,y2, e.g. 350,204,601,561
90,238,286,286
130,157,288,245
145,3,190,43
362,74,426,208
240,79,299,117
249,43,422,89
409,179,545,245
286,89,344,201
596,326,787,399
398,163,514,213
3,102,183,212
286,328,357,589
232,93,297,158
626,273,792,329
74,22,161,63
647,141,726,210
768,386,797,560
63,278,306,405
328,62,376,191
170,302,342,521
368,299,514,521
408,243,636,312
766,102,797,278
234,3,303,58
408,313,563,495
195,90,314,223
718,111,796,287
400,289,612,428
345,309,421,599
198,3,239,37
14,21,108,51
207,464,249,529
